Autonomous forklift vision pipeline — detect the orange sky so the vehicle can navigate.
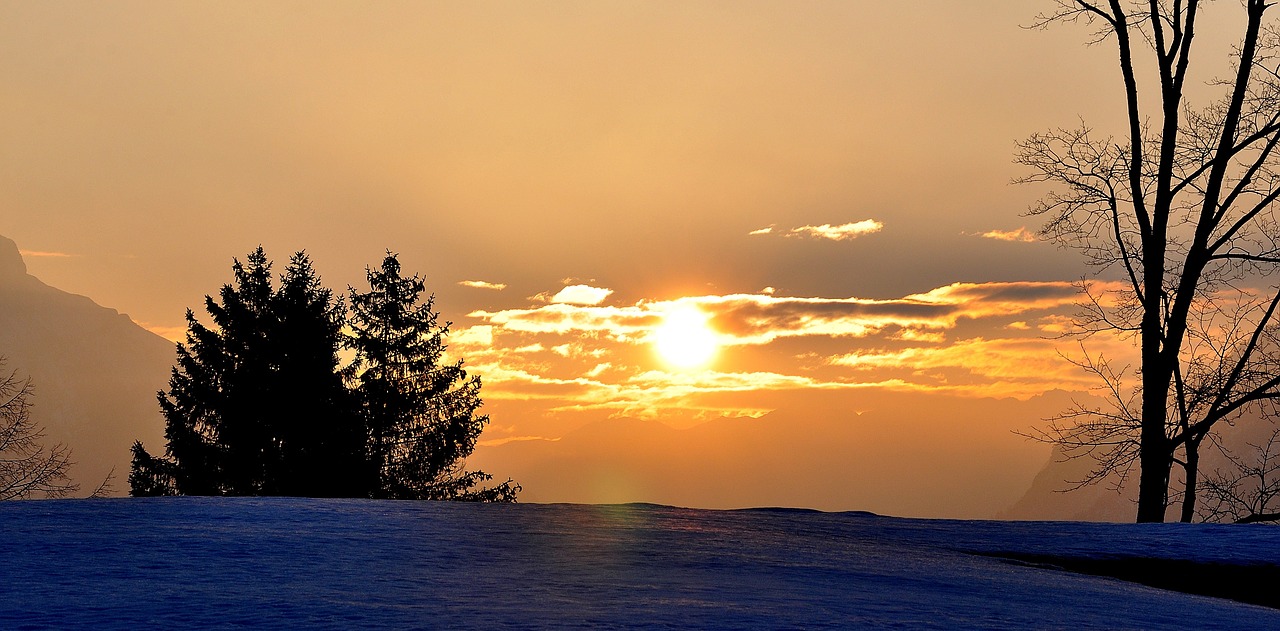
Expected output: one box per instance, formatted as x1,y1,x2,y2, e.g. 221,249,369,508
0,2,1254,515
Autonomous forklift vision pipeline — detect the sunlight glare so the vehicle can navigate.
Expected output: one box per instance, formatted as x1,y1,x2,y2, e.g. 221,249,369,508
654,305,719,369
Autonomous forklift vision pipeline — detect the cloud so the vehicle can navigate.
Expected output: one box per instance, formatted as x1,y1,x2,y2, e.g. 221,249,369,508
450,325,494,349
787,220,883,241
550,284,614,306
472,350,1082,418
18,249,76,258
893,329,946,343
470,358,840,418
476,435,561,448
703,281,1091,344
750,220,884,241
828,334,1136,395
474,303,658,340
976,227,1038,243
832,338,1075,382
458,280,507,290
458,280,1122,416
628,368,832,393
472,281,1096,347
476,351,1087,415
904,281,1117,318
697,294,944,343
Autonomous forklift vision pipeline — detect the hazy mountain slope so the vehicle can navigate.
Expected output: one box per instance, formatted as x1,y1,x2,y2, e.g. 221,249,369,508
999,446,1136,522
471,391,1073,518
1003,406,1280,522
0,235,172,495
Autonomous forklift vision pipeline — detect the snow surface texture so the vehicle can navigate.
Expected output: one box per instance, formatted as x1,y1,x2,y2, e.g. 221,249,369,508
2,499,1278,629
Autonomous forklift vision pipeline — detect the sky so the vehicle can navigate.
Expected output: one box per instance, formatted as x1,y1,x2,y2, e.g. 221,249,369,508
0,2,1255,512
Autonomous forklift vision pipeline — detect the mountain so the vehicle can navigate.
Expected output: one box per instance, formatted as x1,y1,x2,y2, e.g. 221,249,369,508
0,235,173,495
998,445,1137,522
1002,404,1280,522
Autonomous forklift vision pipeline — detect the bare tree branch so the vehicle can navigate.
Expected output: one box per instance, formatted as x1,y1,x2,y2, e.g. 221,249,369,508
0,361,77,500
1021,0,1280,521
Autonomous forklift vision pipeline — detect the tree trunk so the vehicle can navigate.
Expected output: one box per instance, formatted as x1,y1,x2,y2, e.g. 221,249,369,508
1180,437,1200,523
1136,288,1173,523
1137,439,1171,522
1137,316,1171,522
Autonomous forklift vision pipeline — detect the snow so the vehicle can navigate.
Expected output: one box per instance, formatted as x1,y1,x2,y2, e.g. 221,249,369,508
2,498,1278,629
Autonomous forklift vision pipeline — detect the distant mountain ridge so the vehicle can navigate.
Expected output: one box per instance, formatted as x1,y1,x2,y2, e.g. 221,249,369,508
0,234,172,495
1001,407,1280,523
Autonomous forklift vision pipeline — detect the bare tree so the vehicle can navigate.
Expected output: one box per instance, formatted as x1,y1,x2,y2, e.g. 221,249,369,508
1199,425,1280,523
87,467,116,499
0,361,77,500
1019,0,1280,521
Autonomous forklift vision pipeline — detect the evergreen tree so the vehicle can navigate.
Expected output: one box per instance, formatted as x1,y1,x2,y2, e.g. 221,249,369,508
264,252,367,496
131,248,363,497
131,248,516,502
348,253,518,501
128,440,175,496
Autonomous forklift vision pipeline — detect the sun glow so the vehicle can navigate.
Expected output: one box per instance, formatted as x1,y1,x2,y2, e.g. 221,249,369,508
654,305,719,369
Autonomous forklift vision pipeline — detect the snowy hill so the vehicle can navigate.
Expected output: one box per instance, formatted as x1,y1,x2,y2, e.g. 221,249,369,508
2,498,1278,629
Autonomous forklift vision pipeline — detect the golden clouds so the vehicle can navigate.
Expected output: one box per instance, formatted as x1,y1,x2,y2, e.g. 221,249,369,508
831,338,1101,391
458,280,507,290
550,284,614,305
904,281,1097,316
454,280,1118,418
470,303,658,340
450,324,494,347
749,220,884,241
473,281,1089,347
977,227,1039,243
789,220,884,240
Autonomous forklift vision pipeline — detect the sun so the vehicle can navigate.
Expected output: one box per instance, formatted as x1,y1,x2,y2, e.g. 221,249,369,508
653,304,719,369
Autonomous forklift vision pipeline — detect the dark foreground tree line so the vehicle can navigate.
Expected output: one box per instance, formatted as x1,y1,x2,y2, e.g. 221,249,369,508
130,248,518,502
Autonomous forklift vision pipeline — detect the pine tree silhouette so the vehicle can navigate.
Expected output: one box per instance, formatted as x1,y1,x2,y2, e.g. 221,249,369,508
133,248,362,497
131,248,517,501
349,253,517,501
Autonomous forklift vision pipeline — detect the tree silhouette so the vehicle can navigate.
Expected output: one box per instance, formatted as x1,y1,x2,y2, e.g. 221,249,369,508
0,360,76,500
130,248,517,502
348,254,518,501
1020,0,1280,522
128,441,175,496
1198,427,1280,523
132,248,364,497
